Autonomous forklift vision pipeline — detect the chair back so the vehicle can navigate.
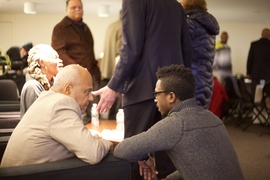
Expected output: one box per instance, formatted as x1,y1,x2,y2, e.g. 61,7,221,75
236,75,253,103
224,76,241,100
0,80,19,101
262,81,270,110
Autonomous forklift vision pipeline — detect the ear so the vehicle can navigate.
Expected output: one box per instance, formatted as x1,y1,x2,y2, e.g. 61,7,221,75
168,92,177,104
64,83,73,95
39,59,45,66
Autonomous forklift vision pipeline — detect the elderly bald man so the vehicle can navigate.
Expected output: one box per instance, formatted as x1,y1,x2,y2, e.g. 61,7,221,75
1,64,112,167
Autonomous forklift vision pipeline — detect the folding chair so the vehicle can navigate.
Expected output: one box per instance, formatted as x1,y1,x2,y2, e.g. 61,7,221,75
223,76,242,121
260,81,270,136
234,75,264,130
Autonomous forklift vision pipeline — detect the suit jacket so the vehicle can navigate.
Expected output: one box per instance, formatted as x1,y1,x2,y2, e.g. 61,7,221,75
247,38,270,82
108,0,192,107
1,90,112,167
101,19,122,80
51,16,100,81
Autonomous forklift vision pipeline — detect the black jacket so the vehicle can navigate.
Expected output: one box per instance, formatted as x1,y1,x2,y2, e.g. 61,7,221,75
247,38,270,82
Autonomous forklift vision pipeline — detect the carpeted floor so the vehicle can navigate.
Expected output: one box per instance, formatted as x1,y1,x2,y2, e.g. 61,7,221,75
224,117,270,180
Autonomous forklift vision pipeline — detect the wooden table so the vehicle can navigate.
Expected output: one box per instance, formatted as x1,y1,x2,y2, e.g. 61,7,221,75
85,120,116,132
86,120,121,151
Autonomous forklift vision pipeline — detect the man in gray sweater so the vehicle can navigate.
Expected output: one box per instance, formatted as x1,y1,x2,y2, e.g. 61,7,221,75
114,64,244,180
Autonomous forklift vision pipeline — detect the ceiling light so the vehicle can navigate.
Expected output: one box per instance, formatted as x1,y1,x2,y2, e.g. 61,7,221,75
97,5,110,17
24,2,36,14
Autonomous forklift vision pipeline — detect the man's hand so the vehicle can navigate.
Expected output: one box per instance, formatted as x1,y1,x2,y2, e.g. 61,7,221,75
92,86,117,113
138,156,158,180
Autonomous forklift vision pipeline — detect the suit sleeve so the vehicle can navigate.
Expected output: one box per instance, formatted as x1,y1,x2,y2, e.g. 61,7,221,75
108,0,146,93
49,97,112,164
181,15,193,68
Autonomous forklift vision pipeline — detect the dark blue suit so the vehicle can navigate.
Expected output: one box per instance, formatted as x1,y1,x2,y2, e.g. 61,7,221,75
108,0,192,179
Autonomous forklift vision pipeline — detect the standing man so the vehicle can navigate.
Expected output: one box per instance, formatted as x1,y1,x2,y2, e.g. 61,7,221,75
93,0,192,179
51,0,100,124
213,31,232,86
247,28,270,100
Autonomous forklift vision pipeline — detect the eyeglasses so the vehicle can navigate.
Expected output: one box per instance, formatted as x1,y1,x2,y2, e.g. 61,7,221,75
152,91,168,98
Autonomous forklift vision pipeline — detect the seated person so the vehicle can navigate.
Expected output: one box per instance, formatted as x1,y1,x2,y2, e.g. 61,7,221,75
20,42,33,69
114,64,244,180
20,44,63,118
6,42,33,70
1,64,113,167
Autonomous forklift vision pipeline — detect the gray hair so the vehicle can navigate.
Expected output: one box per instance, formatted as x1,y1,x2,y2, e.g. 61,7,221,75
27,44,58,90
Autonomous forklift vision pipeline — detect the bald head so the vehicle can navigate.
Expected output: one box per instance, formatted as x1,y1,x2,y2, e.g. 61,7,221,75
261,28,270,39
52,64,92,92
220,31,228,44
51,64,93,113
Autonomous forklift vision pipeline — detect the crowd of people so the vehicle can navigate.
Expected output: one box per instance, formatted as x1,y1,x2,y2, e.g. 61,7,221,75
1,0,270,179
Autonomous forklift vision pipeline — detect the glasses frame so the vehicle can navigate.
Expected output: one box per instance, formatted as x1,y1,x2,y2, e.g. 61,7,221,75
152,91,169,98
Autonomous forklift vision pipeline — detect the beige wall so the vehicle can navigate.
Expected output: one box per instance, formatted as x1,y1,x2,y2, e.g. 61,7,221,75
0,13,118,60
0,13,269,75
217,22,268,75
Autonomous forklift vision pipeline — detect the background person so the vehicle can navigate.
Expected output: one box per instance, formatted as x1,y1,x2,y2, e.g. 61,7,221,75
6,42,33,94
213,31,232,86
20,44,63,118
114,64,244,180
1,64,112,167
246,28,270,100
51,0,100,124
180,0,219,109
6,42,33,70
92,0,192,179
20,42,34,69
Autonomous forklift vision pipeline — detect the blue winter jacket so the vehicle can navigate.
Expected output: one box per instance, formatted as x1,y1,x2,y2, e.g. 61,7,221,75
186,9,219,109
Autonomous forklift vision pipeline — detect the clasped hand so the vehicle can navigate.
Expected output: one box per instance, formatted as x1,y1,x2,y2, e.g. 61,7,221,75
138,156,158,180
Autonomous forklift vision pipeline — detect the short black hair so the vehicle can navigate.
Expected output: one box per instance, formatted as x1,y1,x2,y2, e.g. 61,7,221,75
156,64,195,101
66,0,70,7
66,0,82,7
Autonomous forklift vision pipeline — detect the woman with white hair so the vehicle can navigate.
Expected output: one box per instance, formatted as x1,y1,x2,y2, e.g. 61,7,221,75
20,44,63,117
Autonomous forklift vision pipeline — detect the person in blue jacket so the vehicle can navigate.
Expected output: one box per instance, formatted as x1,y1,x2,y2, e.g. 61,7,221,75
181,0,219,109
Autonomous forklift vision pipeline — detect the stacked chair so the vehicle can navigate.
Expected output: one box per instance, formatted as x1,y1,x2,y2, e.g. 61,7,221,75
0,79,20,162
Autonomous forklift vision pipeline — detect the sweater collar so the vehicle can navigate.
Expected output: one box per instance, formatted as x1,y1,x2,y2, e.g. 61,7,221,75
168,98,198,116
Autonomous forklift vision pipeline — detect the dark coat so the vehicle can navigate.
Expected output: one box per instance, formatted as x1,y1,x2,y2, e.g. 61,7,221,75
108,0,193,107
186,9,219,109
247,38,270,83
51,16,100,81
